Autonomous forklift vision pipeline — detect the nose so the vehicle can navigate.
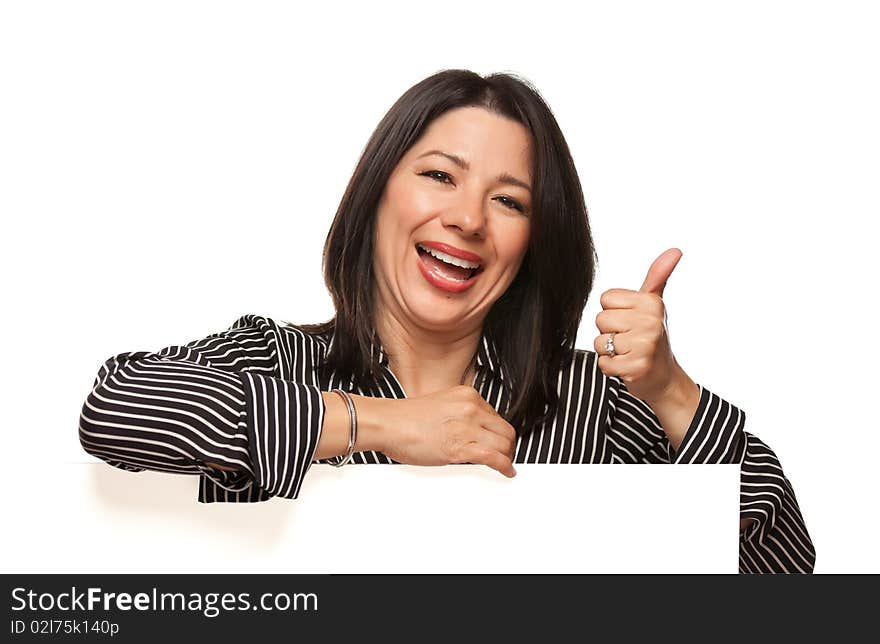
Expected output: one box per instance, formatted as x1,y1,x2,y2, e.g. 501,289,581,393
439,191,487,238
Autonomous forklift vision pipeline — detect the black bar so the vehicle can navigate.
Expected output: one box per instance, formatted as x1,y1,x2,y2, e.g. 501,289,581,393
3,573,874,640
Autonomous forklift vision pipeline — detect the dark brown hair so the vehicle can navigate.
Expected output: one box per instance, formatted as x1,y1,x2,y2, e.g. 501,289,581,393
299,69,597,436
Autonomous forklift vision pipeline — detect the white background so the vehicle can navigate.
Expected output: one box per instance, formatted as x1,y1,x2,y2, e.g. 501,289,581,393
1,1,877,573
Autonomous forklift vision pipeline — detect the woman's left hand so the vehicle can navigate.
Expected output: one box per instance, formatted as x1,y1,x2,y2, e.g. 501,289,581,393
594,248,689,404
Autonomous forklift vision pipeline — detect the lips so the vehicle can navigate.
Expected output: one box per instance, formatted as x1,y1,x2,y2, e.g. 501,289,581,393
416,240,484,264
415,244,484,293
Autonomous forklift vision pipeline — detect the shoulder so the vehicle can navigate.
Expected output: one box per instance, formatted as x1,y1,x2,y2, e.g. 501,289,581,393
227,314,333,379
565,347,607,379
226,314,331,350
562,347,620,394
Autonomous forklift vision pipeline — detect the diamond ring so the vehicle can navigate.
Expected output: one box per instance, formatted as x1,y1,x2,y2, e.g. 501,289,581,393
605,333,616,357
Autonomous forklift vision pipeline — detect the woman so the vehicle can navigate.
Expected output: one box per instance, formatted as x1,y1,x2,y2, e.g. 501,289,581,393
79,69,815,574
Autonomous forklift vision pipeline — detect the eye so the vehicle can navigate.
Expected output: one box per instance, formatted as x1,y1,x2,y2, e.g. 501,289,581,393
495,195,526,213
420,170,528,215
420,170,454,184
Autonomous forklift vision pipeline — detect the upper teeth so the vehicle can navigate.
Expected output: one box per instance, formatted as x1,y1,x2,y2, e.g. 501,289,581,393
417,244,481,270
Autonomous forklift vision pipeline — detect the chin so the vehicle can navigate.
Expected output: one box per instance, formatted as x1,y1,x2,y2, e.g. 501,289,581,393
403,294,477,330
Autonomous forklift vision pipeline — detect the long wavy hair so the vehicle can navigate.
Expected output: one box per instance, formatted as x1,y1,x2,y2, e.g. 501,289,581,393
298,69,597,436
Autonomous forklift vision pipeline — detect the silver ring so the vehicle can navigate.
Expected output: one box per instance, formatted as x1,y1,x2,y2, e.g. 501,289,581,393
605,333,616,357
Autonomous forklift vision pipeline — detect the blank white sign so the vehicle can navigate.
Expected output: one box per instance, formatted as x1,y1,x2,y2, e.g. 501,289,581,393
10,463,740,574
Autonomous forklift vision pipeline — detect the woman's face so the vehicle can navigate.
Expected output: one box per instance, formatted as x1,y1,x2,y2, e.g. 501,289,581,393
373,106,533,333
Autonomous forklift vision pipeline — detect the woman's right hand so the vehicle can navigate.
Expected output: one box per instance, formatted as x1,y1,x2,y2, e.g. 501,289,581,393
374,385,518,478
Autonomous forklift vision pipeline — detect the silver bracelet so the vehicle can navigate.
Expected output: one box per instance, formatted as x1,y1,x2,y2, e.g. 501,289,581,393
328,389,357,467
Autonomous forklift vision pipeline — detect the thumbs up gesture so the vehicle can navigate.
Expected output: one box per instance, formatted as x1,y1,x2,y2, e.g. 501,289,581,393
594,248,688,404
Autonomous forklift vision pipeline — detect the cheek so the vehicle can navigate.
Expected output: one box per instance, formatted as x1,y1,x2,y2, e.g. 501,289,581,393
373,207,418,276
379,195,433,254
497,222,531,269
386,175,433,222
372,215,398,282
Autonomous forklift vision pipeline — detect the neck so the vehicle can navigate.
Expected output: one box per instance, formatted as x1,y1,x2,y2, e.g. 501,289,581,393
374,309,482,398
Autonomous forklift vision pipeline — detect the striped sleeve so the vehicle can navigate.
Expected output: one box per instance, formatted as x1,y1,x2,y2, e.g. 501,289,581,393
78,314,325,503
236,370,325,501
737,433,817,573
606,377,816,573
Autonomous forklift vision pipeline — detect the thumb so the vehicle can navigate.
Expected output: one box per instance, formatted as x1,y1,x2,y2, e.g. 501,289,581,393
639,248,683,297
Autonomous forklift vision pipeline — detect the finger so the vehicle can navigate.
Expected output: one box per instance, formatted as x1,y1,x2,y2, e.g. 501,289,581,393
599,288,642,310
596,353,640,379
478,412,517,446
463,445,517,478
596,354,621,377
639,248,683,297
474,427,516,460
593,332,631,357
595,308,635,334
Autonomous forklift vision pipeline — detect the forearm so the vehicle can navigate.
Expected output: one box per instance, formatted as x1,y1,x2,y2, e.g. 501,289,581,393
315,392,389,459
81,351,255,478
644,368,701,455
207,392,391,471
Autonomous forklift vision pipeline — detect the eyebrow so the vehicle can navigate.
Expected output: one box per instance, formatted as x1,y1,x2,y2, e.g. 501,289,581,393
416,149,532,193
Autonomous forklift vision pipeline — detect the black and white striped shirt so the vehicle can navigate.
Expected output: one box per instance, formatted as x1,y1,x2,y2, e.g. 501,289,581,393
78,313,816,574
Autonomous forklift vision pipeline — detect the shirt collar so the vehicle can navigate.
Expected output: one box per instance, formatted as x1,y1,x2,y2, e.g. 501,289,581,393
328,324,507,384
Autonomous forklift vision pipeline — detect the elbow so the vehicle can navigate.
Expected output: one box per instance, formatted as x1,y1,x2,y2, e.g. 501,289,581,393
79,385,109,459
78,385,146,473
79,377,129,463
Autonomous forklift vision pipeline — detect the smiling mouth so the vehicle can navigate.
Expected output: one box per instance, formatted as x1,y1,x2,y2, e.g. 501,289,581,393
415,243,484,282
